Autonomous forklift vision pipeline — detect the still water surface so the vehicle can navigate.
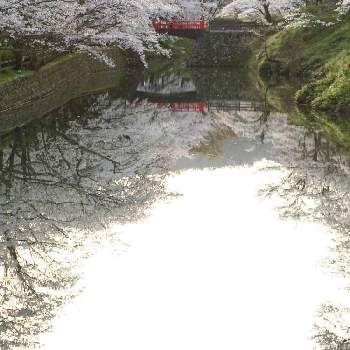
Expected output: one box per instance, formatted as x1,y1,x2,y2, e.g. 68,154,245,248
1,60,350,350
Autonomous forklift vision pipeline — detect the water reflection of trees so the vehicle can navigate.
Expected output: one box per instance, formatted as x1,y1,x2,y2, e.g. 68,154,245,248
192,68,263,102
251,107,350,349
0,87,241,348
197,77,350,349
2,68,350,349
0,103,163,349
135,68,350,348
0,101,157,348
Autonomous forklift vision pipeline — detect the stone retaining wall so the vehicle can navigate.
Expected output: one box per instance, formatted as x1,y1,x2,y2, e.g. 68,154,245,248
0,48,136,133
190,31,255,67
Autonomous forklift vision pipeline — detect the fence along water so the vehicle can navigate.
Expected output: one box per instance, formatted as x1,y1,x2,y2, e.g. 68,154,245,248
0,56,31,73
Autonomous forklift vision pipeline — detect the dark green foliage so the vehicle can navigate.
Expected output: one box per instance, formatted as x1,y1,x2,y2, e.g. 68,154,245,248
259,16,350,112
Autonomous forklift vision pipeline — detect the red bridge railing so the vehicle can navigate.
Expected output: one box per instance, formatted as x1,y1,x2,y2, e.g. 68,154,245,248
152,20,207,31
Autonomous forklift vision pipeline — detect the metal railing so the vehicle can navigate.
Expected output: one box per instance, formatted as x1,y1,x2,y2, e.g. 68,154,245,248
208,20,260,31
154,100,264,113
0,56,31,73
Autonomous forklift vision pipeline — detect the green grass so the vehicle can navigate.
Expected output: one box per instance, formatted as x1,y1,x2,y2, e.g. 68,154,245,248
0,49,15,61
39,53,77,70
259,16,350,113
0,48,20,83
0,69,33,84
0,49,120,86
0,52,75,85
0,46,32,84
296,110,350,153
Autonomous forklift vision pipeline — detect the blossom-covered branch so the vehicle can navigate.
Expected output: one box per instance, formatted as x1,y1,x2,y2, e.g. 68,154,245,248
0,0,181,64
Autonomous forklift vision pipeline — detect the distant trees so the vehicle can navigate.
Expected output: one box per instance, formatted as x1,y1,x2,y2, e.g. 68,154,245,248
219,0,291,23
200,0,228,19
219,0,346,25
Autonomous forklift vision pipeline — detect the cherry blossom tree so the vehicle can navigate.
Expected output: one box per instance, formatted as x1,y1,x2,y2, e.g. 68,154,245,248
0,0,181,65
219,0,296,22
0,0,230,66
337,0,350,15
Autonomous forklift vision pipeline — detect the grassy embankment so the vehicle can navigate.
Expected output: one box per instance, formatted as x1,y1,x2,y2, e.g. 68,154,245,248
0,37,193,86
258,2,350,114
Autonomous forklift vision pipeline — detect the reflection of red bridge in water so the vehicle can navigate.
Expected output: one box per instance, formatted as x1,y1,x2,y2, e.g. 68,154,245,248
156,101,263,113
135,88,264,112
157,102,206,113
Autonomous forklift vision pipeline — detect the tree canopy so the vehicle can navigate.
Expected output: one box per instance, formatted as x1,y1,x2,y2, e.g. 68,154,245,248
0,0,223,64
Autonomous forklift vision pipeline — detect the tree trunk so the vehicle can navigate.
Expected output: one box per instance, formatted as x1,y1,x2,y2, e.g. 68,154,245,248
263,4,273,24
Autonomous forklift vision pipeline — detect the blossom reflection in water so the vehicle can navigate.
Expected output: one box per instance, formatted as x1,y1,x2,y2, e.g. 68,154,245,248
41,163,347,350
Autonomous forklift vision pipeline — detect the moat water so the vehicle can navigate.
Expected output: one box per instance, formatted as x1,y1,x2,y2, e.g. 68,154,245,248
1,58,350,350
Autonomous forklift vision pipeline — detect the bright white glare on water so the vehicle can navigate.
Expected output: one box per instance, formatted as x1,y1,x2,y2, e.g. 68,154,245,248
41,162,347,350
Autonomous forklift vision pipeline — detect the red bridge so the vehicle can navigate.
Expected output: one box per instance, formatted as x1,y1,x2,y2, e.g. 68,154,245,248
152,20,207,38
153,20,207,31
